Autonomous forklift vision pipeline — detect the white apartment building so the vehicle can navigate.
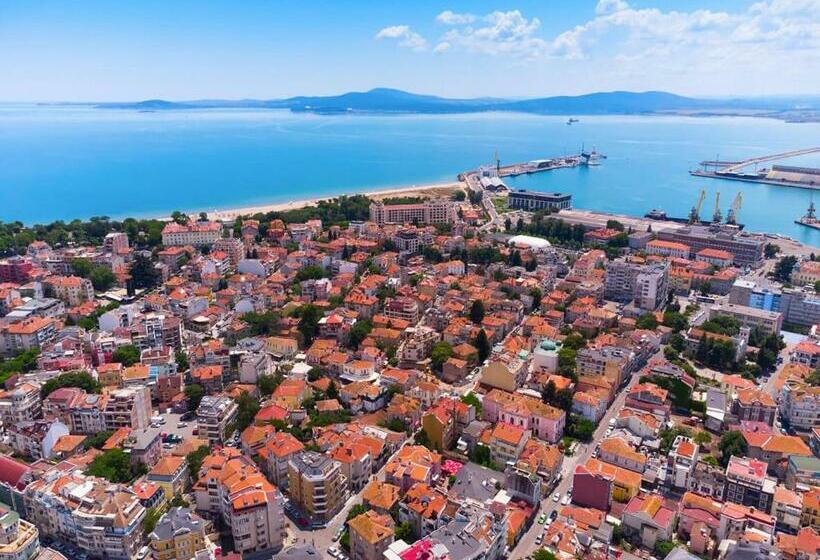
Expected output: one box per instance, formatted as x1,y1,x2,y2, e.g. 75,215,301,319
161,221,223,247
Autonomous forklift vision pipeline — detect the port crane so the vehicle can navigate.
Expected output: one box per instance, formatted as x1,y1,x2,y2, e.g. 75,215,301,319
712,192,722,224
726,192,743,225
689,190,706,224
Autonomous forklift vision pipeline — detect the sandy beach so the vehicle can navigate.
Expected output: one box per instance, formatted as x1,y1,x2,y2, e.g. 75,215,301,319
200,180,464,221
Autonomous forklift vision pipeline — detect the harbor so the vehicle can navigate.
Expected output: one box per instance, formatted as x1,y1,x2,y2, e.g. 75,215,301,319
690,147,820,190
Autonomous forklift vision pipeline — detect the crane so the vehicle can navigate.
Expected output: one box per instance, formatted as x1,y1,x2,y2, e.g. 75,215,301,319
726,192,743,225
689,189,706,224
712,191,722,224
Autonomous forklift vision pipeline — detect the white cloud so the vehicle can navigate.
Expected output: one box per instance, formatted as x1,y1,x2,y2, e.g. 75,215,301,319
439,10,549,59
436,11,476,25
375,25,428,51
433,42,451,54
595,0,628,15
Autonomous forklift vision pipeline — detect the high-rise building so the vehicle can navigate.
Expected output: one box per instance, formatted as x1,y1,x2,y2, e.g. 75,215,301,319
369,199,454,225
287,451,347,522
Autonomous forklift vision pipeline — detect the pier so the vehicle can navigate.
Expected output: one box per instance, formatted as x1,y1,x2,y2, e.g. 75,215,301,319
691,147,820,190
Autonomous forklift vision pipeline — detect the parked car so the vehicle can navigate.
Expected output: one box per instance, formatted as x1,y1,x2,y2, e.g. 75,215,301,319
553,492,560,502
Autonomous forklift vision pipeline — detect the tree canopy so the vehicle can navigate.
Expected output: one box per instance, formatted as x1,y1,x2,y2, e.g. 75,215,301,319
41,371,102,398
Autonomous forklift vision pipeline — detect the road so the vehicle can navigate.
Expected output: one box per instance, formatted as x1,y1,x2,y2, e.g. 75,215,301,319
510,368,643,559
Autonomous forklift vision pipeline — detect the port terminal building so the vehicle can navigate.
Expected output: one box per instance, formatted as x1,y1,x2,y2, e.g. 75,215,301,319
508,190,572,212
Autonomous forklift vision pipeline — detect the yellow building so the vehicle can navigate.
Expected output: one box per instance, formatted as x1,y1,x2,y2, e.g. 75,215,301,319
96,362,123,387
149,507,207,560
0,507,39,560
147,456,189,499
348,511,394,560
287,451,346,522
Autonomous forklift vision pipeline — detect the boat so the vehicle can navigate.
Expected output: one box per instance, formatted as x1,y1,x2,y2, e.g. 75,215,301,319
796,198,820,230
645,209,667,220
644,207,745,229
580,148,603,166
566,118,579,125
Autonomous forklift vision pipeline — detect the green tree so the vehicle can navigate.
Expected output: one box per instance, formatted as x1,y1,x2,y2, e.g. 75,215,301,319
694,431,712,445
84,430,113,450
90,266,116,291
175,349,189,372
395,521,416,543
130,253,160,290
326,380,339,400
184,384,205,411
469,300,485,324
460,392,482,416
414,429,432,449
143,507,163,534
185,445,210,481
430,341,453,372
662,311,688,332
41,371,102,398
86,449,137,483
169,494,190,508
346,504,367,521
258,373,283,396
70,258,94,278
347,318,373,350
764,243,780,258
111,344,140,366
474,329,491,363
774,255,798,282
533,550,558,560
654,541,677,558
719,431,748,466
232,392,261,433
296,304,322,346
566,415,595,442
541,380,557,404
669,332,687,352
635,313,658,330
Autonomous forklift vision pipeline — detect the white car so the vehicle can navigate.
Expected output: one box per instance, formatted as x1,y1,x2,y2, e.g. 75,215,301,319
553,492,560,502
327,547,339,558
136,547,150,560
561,494,571,505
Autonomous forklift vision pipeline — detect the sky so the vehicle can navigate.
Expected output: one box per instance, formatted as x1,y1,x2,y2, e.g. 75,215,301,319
1,0,818,101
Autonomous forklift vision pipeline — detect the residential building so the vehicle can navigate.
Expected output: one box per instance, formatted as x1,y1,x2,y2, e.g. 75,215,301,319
23,469,146,560
161,221,223,246
259,432,305,491
369,199,454,225
772,486,803,535
724,455,776,513
8,420,69,460
781,381,820,432
488,423,530,467
348,511,394,560
287,451,347,523
0,504,39,560
666,436,698,490
573,458,641,510
0,383,42,426
196,396,239,447
0,318,57,357
646,240,690,259
733,388,777,426
102,386,152,430
621,493,677,550
45,276,94,306
149,507,208,560
599,437,647,473
604,259,669,311
482,389,565,443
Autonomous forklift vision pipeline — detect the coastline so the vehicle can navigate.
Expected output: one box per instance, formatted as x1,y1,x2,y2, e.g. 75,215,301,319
199,181,464,221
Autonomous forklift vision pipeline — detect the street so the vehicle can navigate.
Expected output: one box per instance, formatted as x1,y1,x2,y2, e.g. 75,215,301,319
510,369,643,559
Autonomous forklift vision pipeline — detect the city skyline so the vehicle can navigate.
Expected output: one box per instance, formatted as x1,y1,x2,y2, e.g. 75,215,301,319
1,0,818,102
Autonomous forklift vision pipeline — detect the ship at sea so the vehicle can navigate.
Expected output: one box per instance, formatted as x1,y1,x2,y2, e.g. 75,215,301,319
566,118,579,125
580,146,605,166
796,198,820,231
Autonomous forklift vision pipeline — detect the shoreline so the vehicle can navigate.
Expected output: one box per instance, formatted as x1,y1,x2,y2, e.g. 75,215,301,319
198,181,464,222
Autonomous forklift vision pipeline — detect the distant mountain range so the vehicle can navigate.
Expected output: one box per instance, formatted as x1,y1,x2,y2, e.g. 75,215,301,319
92,88,820,121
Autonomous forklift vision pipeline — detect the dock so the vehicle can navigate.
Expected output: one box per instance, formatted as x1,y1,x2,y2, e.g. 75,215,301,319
691,147,820,190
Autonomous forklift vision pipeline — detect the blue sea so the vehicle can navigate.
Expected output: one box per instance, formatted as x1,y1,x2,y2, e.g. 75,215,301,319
1,105,819,246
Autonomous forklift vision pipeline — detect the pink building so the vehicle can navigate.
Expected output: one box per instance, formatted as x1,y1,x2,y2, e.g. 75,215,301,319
482,389,565,443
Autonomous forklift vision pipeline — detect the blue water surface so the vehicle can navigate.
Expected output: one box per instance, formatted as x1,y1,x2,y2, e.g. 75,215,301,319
0,105,818,246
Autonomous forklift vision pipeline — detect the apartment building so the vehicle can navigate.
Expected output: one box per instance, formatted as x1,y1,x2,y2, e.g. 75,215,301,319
45,276,94,306
732,388,777,425
196,396,239,446
604,260,669,311
193,448,285,554
0,318,57,357
287,451,347,523
102,386,152,431
23,469,146,560
599,437,647,473
0,383,41,426
482,389,566,443
646,240,690,259
348,511,395,560
369,199,454,225
149,507,208,560
666,436,698,490
724,455,776,513
0,504,39,560
781,381,820,432
259,432,305,490
161,221,223,246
